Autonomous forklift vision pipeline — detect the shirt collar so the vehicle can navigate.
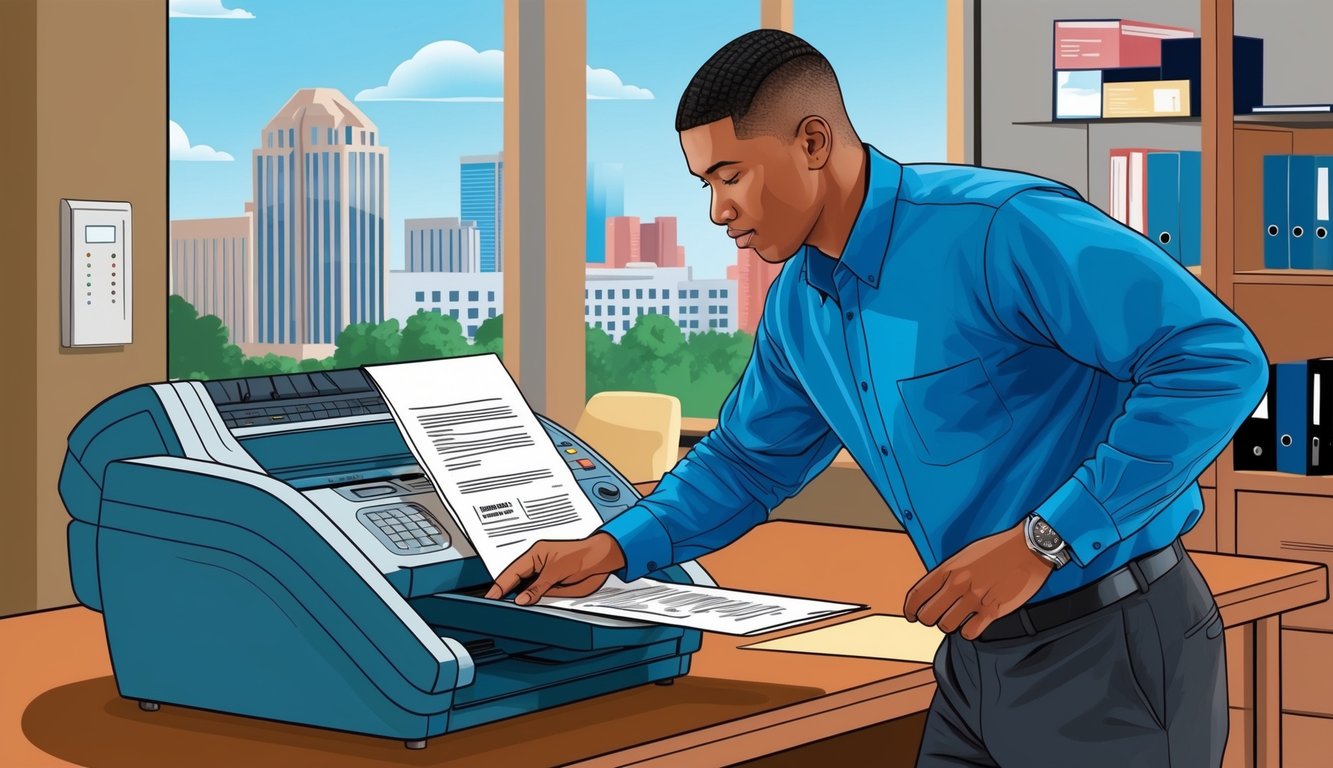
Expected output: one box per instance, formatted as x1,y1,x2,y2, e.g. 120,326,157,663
803,145,903,301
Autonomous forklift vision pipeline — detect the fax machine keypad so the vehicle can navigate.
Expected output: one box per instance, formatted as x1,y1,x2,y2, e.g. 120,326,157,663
357,503,450,554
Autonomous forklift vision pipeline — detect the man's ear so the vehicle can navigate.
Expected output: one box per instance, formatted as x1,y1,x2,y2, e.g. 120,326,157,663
797,116,833,170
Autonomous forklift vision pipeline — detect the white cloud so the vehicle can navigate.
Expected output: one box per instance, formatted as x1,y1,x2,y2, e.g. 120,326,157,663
355,40,653,102
168,0,254,19
169,120,234,162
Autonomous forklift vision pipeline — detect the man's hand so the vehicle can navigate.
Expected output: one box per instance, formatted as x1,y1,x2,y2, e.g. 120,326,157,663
903,518,1055,640
483,532,628,606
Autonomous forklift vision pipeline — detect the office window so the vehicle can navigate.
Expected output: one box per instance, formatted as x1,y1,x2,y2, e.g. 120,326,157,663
720,305,728,314
370,131,376,146
468,290,479,302
720,289,728,298
636,288,643,299
720,319,728,329
469,325,478,334
288,128,294,148
663,289,670,300
345,126,352,144
431,290,441,302
637,307,645,316
415,291,425,302
649,288,657,299
311,127,318,145
488,290,495,302
708,289,717,299
595,289,603,299
621,289,629,300
661,304,668,314
595,305,602,316
488,307,497,318
621,306,629,316
449,291,459,302
468,307,480,319
709,319,718,328
450,309,460,319
328,127,335,145
432,307,441,314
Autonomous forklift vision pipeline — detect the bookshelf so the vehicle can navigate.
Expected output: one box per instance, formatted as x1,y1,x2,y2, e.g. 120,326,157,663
974,1,1333,765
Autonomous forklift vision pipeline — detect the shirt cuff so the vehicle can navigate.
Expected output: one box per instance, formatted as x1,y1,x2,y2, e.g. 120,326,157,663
1035,476,1121,567
597,504,673,582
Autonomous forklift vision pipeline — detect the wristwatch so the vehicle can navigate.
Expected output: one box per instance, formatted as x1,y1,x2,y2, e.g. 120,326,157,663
1024,514,1072,569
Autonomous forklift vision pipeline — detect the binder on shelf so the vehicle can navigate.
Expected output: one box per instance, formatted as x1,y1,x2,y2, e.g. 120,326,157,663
1102,79,1192,119
1313,157,1333,270
1160,36,1264,117
1054,19,1195,70
1276,360,1308,474
1263,155,1290,269
1147,151,1182,261
1313,358,1333,475
1108,147,1160,234
1178,150,1202,267
1289,155,1317,270
1054,67,1161,120
1234,363,1277,472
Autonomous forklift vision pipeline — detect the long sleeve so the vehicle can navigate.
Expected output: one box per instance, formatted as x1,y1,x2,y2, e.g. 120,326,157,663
983,189,1269,567
597,305,844,581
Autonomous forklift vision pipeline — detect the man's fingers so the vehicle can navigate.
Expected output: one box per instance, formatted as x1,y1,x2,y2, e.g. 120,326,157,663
515,565,572,606
937,596,979,634
916,588,966,628
958,610,993,641
904,567,949,621
485,548,540,599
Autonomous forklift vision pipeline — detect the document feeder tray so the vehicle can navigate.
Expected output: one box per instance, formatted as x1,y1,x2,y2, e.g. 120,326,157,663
58,369,711,746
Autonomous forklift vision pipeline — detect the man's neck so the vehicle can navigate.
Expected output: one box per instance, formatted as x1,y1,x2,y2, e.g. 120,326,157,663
805,142,869,260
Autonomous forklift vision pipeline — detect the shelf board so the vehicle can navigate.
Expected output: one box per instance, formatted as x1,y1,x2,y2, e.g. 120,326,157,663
1014,117,1201,127
1237,113,1333,128
1232,470,1333,495
1233,270,1333,286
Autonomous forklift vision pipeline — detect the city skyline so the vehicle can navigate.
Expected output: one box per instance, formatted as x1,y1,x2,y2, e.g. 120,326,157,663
169,1,946,281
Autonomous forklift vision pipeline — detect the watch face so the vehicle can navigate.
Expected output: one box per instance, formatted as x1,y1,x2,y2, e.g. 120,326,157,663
1033,519,1063,551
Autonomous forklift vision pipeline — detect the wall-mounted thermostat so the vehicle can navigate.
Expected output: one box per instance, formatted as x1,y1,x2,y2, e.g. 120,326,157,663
61,199,132,347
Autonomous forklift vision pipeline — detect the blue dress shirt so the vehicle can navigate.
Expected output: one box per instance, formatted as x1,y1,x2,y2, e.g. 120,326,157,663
599,145,1268,603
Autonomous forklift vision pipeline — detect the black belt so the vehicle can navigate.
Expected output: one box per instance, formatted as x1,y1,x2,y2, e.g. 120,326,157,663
977,539,1185,642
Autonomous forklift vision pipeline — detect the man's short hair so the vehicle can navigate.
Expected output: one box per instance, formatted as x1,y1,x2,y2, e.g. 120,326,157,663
676,29,853,141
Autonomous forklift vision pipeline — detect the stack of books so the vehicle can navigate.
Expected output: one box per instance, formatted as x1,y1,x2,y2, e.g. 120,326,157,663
1235,359,1333,475
1053,20,1264,120
1108,148,1202,266
1263,155,1333,269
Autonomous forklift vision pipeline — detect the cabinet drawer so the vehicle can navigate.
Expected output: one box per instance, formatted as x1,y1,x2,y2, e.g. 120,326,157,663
1227,627,1251,708
1223,707,1251,768
1184,487,1217,552
1236,492,1333,631
1283,713,1333,768
1282,629,1333,718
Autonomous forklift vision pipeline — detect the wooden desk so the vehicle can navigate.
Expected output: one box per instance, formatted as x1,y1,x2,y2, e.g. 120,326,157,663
1,523,1325,768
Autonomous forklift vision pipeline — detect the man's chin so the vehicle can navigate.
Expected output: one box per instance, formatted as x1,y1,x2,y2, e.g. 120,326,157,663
751,244,798,264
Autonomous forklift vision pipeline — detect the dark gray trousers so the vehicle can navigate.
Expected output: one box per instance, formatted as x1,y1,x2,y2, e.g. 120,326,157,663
916,550,1228,767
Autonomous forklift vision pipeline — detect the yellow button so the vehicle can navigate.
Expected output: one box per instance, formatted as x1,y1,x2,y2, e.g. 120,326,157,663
564,448,578,454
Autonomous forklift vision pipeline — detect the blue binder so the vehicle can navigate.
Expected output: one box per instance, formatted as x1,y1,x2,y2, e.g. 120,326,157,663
1264,155,1291,268
1289,155,1316,269
1276,360,1310,474
1178,151,1202,267
1147,151,1182,262
1313,156,1333,269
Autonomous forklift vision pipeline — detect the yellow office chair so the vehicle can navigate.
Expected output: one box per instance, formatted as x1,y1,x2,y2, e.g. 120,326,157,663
574,391,682,484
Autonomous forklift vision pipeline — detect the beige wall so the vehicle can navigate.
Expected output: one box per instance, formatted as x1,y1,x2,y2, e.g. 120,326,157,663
0,0,167,615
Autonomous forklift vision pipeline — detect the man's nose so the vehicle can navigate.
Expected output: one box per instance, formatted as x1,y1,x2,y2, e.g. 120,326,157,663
710,194,736,227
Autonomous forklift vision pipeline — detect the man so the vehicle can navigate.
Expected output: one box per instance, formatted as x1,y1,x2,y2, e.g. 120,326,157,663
486,29,1266,766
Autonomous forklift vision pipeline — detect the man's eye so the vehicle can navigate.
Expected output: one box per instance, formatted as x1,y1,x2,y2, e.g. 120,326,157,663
722,174,739,186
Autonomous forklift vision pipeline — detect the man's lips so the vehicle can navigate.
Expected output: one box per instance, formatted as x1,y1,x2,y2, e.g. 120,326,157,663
728,229,756,248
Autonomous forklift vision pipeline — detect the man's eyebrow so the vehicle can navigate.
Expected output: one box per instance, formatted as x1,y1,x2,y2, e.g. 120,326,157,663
704,160,739,176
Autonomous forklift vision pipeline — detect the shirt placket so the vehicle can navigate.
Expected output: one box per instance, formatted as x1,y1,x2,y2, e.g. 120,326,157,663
837,271,937,566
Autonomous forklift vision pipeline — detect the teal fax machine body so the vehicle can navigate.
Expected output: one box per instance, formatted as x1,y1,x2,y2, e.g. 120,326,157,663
58,369,710,746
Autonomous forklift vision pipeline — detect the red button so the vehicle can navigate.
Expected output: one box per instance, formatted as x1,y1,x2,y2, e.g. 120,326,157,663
576,459,595,470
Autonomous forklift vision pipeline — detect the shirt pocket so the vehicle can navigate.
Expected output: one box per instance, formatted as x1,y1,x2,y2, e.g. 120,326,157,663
896,358,1013,466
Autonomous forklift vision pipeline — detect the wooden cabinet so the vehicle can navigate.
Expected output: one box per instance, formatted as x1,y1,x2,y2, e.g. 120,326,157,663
1283,713,1333,768
1236,492,1333,632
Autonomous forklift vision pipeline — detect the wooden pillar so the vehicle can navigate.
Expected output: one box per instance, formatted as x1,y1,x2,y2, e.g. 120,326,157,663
760,0,792,31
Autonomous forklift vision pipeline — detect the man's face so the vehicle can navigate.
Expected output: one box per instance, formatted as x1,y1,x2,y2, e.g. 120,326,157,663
680,118,819,263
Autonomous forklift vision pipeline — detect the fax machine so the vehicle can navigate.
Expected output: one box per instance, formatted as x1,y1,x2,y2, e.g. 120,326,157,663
58,369,711,748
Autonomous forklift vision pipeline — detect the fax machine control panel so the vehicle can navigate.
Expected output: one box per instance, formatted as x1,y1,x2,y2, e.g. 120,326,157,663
357,502,450,554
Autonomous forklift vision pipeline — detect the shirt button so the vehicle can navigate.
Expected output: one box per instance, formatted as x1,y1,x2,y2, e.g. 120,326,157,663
880,446,888,456
845,311,854,321
861,381,869,392
1091,543,1101,551
903,510,914,521
647,560,658,570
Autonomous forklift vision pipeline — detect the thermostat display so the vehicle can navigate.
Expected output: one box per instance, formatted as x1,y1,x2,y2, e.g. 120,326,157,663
85,225,117,244
61,199,133,347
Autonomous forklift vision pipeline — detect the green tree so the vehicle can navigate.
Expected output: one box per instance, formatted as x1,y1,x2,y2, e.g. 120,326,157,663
617,314,694,403
168,294,244,380
473,314,504,358
332,318,402,368
240,353,304,376
585,322,622,397
681,329,755,418
399,310,471,361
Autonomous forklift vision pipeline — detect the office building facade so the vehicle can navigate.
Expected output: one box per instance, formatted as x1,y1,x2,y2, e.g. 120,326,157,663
460,153,503,272
585,264,736,342
586,162,624,264
404,217,480,273
169,213,256,344
605,216,640,268
386,270,503,340
639,216,683,268
253,87,388,350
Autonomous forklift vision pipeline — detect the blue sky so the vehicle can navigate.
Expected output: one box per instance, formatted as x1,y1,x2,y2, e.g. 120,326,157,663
170,0,946,279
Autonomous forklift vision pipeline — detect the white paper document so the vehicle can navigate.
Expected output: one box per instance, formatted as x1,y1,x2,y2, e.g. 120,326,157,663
363,354,865,636
540,576,865,636
364,355,606,576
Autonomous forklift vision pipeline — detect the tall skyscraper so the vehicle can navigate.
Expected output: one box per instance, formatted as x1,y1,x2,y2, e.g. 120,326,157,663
586,162,624,264
405,217,480,272
639,216,682,267
253,87,388,349
170,213,255,344
461,153,503,272
605,216,641,268
733,247,783,335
